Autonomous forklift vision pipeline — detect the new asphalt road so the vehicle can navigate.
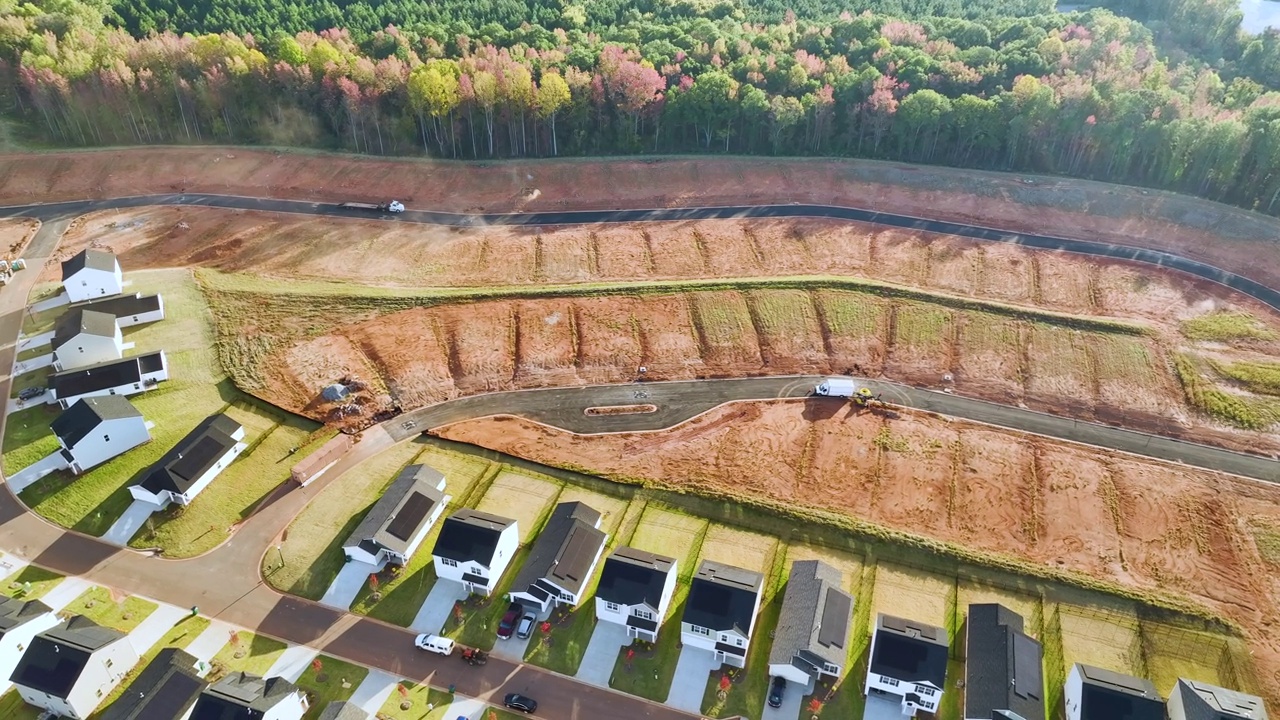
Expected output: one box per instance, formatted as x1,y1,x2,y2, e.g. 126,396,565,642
0,192,1276,720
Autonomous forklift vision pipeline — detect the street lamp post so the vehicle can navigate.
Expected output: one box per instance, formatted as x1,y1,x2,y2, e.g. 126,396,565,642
277,545,285,568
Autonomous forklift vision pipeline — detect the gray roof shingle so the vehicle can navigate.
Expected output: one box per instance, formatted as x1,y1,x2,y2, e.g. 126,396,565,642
99,647,207,720
1170,679,1268,720
768,560,852,672
511,502,607,597
345,464,447,559
52,395,143,448
61,249,118,280
1073,664,1163,720
52,308,117,349
137,414,243,496
964,603,1044,720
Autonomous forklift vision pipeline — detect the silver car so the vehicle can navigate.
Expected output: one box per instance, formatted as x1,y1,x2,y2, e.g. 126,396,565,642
516,610,537,639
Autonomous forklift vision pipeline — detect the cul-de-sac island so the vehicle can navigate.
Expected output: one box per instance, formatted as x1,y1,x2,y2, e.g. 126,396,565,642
2,2,1280,719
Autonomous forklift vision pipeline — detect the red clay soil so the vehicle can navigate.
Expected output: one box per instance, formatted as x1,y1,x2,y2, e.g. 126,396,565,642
3,148,1280,289
433,402,1280,704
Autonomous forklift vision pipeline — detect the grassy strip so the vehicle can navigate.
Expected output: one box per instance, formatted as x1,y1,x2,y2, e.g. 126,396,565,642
66,586,158,632
1,404,62,475
1180,311,1277,342
212,631,288,676
1173,354,1275,430
1210,359,1280,396
291,656,369,719
0,566,64,600
0,690,42,720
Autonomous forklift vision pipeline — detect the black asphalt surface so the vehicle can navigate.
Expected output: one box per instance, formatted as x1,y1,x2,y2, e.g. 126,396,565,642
1,193,1278,312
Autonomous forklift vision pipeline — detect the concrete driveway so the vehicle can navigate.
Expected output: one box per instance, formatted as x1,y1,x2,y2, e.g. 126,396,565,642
103,499,162,545
490,605,549,662
761,675,812,720
664,646,720,713
575,621,628,687
6,451,68,494
410,578,468,634
319,559,383,610
12,353,53,375
16,331,53,352
29,293,69,313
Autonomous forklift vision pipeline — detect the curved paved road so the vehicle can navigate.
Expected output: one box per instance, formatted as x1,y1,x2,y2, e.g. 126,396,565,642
0,191,1277,719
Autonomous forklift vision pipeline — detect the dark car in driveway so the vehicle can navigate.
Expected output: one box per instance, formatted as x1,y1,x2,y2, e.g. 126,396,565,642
504,693,538,713
497,601,523,639
768,676,786,708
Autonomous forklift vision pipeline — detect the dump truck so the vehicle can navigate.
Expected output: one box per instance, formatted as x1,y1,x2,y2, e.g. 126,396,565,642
338,200,404,213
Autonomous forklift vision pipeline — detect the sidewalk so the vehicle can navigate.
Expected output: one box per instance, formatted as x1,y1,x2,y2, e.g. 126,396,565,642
126,604,188,655
29,293,69,313
347,669,399,714
265,644,321,682
185,619,237,663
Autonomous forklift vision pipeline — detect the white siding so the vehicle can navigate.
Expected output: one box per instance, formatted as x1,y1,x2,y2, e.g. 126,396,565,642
0,613,58,688
1065,665,1084,720
54,331,124,371
260,690,309,720
487,525,519,588
19,639,139,719
399,494,451,563
595,598,631,625
346,544,382,566
55,358,169,408
770,662,812,686
65,267,123,303
680,623,717,653
174,439,247,506
655,563,678,621
128,484,168,505
63,416,150,475
112,298,165,328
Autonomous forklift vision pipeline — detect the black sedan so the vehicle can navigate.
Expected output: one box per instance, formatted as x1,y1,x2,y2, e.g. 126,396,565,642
768,676,786,708
504,693,538,713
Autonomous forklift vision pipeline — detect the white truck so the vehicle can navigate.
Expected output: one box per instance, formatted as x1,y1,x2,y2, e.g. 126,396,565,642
338,200,405,213
814,377,858,397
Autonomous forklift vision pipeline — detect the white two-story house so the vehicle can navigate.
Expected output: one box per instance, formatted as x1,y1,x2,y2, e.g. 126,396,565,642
9,615,140,719
52,396,152,475
508,502,608,614
594,546,677,642
432,509,519,596
865,613,950,719
0,597,58,692
343,464,450,567
51,309,126,372
61,249,124,303
1064,664,1163,720
187,671,308,720
49,351,169,409
97,647,208,720
680,560,764,669
128,414,246,508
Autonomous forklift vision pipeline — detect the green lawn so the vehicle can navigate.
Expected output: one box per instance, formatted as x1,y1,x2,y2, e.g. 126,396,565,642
8,367,49,399
21,299,66,337
14,344,49,363
212,631,288,676
376,682,455,719
266,440,427,600
93,615,211,716
1,404,61,475
8,270,325,551
291,655,369,720
442,546,532,652
0,566,64,600
609,598,686,701
66,586,158,633
0,689,42,720
486,708,529,720
523,603,598,675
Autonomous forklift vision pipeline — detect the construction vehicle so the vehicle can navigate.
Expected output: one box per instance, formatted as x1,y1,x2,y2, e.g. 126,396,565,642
460,647,488,666
814,378,885,408
338,200,404,213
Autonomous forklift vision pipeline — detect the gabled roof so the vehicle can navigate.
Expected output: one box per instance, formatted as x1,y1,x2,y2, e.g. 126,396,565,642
74,293,161,318
964,604,1044,720
596,546,675,608
52,308,118,349
870,613,949,688
0,596,52,635
190,672,301,720
318,700,372,720
52,395,144,448
512,501,606,597
768,560,852,671
99,647,207,720
346,464,447,557
50,352,166,399
1171,678,1268,720
9,615,126,698
683,560,763,636
1073,664,1163,720
137,414,243,496
61,249,118,279
433,509,516,566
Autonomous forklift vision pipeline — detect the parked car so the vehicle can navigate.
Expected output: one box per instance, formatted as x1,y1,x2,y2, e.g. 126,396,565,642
768,676,786,708
504,693,538,713
414,634,455,656
497,601,523,639
17,386,44,401
515,610,537,639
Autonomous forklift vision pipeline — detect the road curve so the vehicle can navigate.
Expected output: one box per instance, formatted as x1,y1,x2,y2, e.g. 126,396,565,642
0,191,1277,720
1,192,1278,312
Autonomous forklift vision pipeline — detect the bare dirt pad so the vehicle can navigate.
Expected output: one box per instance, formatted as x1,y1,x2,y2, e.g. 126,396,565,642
0,217,37,257
5,149,1280,290
433,401,1280,702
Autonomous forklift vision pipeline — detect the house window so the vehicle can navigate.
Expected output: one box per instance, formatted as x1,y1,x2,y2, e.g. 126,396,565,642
689,625,710,636
633,609,654,621
735,637,744,647
917,686,935,697
883,678,899,687
560,591,573,601
106,658,113,668
440,558,458,567
605,601,620,612
103,434,110,442
719,633,730,643
109,389,117,395
823,662,838,673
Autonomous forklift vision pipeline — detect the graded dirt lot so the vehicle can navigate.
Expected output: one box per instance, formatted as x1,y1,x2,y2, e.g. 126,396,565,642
432,400,1280,701
0,217,37,258
4,148,1280,291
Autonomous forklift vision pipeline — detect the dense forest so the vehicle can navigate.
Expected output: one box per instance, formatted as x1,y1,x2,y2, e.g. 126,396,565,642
4,0,1280,213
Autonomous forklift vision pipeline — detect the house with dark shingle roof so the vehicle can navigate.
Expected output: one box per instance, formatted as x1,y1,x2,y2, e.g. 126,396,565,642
432,509,519,596
0,596,57,691
98,647,208,720
964,603,1045,720
318,700,372,720
61,249,123,303
864,613,950,719
680,560,764,669
594,546,677,642
1065,664,1163,720
52,396,152,475
508,501,608,613
128,414,247,509
49,351,169,409
188,671,308,720
343,464,450,567
768,560,853,689
1167,678,1268,720
51,308,125,371
73,292,164,328
9,615,140,720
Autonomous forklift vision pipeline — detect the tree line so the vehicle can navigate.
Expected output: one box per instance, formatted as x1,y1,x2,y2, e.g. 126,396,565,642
5,0,1280,214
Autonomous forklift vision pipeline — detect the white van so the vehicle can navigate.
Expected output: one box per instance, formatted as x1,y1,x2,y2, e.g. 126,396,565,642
414,634,455,656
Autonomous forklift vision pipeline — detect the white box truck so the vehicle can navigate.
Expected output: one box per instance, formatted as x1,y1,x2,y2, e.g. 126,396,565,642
814,377,857,397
